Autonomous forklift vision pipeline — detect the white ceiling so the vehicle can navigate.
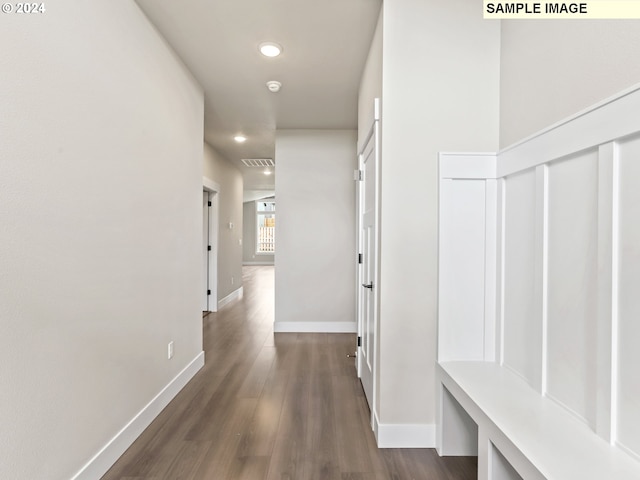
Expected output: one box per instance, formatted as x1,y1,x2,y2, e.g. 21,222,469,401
135,0,382,191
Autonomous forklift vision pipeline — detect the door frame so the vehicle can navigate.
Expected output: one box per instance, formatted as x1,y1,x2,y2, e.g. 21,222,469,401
203,177,220,312
356,153,364,374
356,98,381,428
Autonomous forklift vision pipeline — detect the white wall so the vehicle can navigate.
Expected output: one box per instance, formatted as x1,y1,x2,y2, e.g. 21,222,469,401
358,8,383,153
275,130,357,332
374,0,500,432
0,2,204,479
203,143,244,301
243,201,275,265
500,20,640,147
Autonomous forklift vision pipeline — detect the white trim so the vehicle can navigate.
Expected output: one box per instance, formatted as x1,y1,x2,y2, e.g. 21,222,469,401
356,149,364,380
373,410,380,444
535,164,549,396
596,142,616,442
609,145,621,446
484,179,498,362
203,177,220,313
500,82,640,154
202,177,221,193
273,321,357,333
218,286,243,310
497,178,506,366
374,417,436,448
498,85,640,177
70,352,205,480
242,261,274,266
439,152,498,179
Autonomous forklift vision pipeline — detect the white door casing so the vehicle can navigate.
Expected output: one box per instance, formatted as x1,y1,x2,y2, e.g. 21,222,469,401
203,178,220,312
203,191,210,311
357,98,380,426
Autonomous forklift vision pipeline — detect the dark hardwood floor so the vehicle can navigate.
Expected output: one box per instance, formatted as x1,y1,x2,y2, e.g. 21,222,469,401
101,266,477,480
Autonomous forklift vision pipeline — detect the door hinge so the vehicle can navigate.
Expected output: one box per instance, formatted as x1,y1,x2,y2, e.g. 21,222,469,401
357,336,362,347
208,201,212,207
208,245,212,251
358,253,363,264
358,170,363,181
207,289,211,295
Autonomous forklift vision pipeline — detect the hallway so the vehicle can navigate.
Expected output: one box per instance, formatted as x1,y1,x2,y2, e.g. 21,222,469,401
101,266,476,479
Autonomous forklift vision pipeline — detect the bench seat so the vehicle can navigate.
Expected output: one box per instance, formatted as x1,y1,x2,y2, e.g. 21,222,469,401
437,361,640,480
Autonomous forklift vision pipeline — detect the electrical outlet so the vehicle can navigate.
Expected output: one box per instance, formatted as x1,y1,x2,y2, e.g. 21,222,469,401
168,341,174,360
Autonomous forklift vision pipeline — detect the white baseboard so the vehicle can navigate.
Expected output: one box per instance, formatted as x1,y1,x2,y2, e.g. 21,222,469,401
218,286,243,309
273,321,357,333
242,261,274,266
71,351,205,480
373,411,436,448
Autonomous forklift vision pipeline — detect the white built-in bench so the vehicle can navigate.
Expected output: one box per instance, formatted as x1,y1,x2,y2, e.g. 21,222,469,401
436,85,640,480
438,362,640,479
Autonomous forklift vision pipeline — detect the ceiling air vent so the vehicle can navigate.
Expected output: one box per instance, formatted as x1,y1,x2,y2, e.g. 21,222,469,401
241,158,275,167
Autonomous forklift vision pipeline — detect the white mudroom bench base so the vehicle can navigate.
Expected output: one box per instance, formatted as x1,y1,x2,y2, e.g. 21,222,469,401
437,361,640,480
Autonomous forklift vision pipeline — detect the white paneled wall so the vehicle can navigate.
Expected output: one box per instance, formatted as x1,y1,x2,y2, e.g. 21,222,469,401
439,179,488,362
546,151,599,428
502,169,540,388
438,85,640,460
617,134,640,457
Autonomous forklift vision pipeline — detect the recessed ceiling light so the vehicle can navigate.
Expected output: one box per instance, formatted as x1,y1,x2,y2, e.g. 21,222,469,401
266,80,282,93
259,42,282,58
234,135,247,143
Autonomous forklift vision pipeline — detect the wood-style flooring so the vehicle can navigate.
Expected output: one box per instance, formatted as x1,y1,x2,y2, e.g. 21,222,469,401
101,266,477,480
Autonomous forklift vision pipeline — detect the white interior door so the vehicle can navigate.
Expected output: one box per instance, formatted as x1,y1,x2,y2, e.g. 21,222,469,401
357,99,380,422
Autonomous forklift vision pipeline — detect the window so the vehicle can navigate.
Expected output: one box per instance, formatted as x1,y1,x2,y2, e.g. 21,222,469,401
256,200,275,253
